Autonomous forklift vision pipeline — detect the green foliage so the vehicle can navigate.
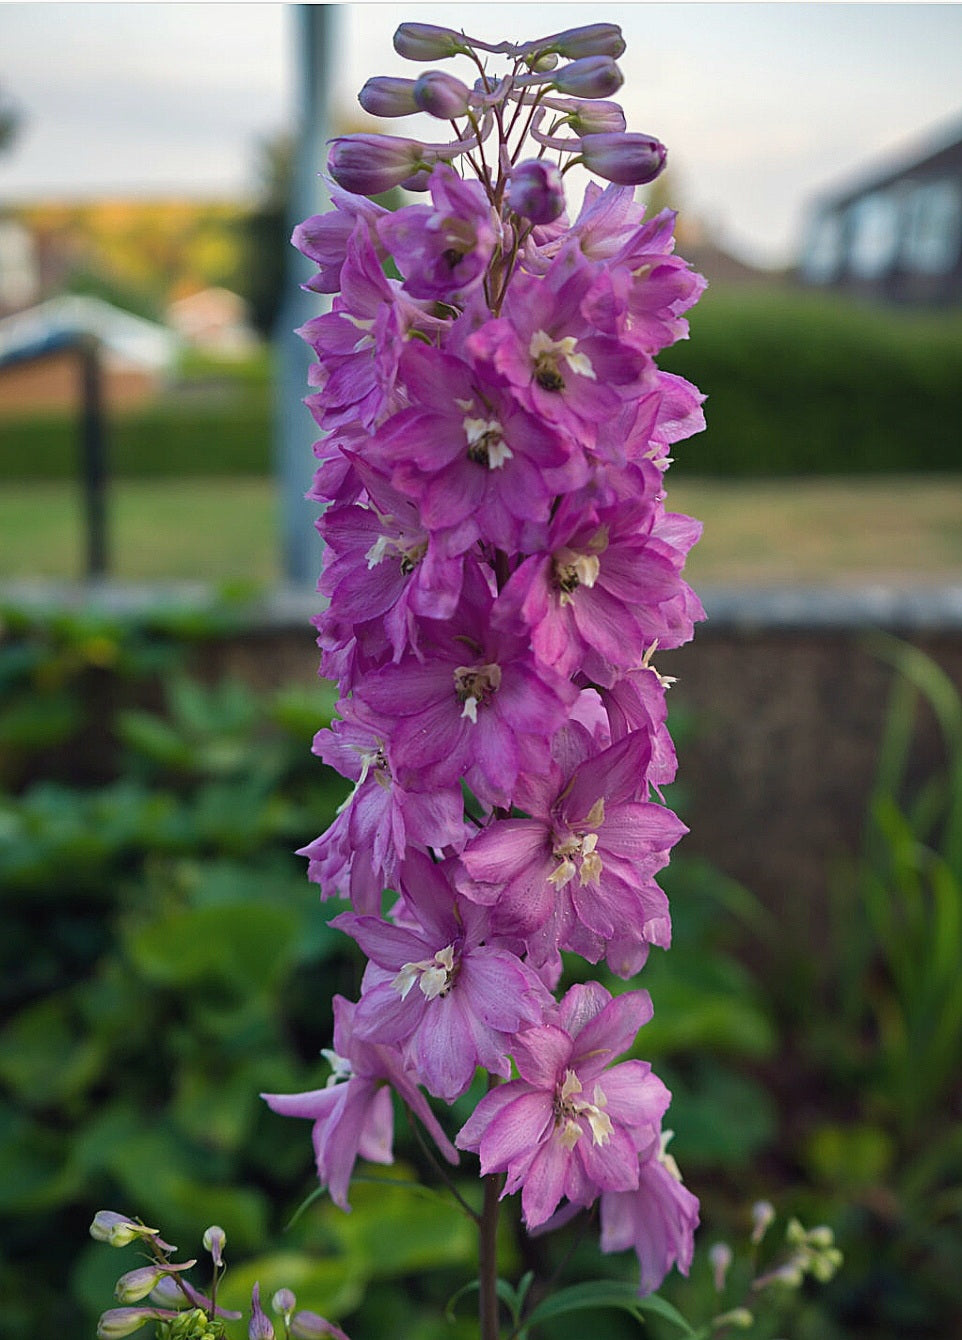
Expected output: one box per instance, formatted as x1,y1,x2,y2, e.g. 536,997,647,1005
661,284,962,476
3,608,961,1340
0,609,349,1337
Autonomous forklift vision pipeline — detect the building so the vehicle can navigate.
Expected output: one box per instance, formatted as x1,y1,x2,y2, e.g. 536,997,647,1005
799,118,962,306
0,294,180,415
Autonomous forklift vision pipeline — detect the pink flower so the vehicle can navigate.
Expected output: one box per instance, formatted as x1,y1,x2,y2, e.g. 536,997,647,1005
458,726,686,974
262,996,457,1211
333,853,548,1100
497,493,698,686
292,184,388,296
370,342,581,552
298,704,466,913
379,165,497,300
600,1132,700,1295
456,984,668,1227
465,247,653,442
354,565,576,809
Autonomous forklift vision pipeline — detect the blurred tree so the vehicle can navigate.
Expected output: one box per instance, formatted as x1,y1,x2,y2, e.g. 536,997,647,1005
0,85,20,154
242,131,296,338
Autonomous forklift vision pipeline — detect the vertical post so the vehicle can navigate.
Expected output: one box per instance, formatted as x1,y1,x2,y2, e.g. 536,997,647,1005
78,333,108,579
275,3,335,586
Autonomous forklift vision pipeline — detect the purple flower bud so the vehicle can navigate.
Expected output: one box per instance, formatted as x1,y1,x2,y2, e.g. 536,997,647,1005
250,1282,275,1340
89,1211,159,1248
508,160,566,224
413,70,471,119
150,1276,243,1319
290,1312,351,1340
202,1224,226,1267
552,56,623,99
115,1267,166,1305
117,1260,197,1306
709,1241,733,1292
97,1308,177,1338
580,131,667,185
272,1288,297,1318
327,135,426,196
393,22,466,61
358,77,419,118
566,99,626,135
148,1277,191,1310
526,23,626,60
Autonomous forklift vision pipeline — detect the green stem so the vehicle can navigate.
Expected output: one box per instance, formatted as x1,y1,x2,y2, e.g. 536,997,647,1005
479,1172,502,1340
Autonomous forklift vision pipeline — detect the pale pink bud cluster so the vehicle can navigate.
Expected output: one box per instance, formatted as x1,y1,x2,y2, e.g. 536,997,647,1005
332,20,668,200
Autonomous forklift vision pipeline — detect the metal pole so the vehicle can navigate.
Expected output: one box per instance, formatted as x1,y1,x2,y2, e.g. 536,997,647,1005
275,3,335,586
78,333,108,579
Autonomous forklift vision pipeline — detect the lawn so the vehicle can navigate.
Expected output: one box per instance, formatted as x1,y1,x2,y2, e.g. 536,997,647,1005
1,474,960,587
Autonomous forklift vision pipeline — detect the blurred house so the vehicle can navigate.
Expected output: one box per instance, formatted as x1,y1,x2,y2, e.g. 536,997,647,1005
166,286,260,357
0,294,180,415
799,117,962,305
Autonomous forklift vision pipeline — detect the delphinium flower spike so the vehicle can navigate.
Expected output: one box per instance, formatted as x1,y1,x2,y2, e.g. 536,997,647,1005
266,18,707,1324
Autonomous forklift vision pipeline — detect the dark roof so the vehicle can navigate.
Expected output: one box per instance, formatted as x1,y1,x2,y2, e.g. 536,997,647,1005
811,114,962,213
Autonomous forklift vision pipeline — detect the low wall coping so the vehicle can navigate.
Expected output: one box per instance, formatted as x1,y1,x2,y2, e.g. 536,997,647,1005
3,578,962,636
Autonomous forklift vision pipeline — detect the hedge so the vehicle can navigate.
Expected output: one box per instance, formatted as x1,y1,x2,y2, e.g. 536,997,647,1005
2,286,961,480
662,283,962,475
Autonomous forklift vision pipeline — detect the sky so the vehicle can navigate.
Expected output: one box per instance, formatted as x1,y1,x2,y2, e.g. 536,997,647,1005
1,2,961,267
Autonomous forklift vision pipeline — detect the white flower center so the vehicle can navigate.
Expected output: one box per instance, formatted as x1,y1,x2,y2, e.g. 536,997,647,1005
549,798,605,887
554,1068,613,1149
453,662,502,723
529,329,596,390
552,548,601,606
392,944,457,1001
463,415,513,469
321,1049,354,1088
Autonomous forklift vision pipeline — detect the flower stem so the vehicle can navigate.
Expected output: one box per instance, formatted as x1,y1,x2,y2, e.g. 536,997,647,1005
479,1172,502,1340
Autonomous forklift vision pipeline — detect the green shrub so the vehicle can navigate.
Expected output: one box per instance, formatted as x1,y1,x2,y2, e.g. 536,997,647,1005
661,284,962,476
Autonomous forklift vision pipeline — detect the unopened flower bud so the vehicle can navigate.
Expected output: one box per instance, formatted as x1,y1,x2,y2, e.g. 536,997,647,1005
751,1200,776,1244
529,52,558,72
712,1308,755,1330
530,24,626,60
566,99,626,135
249,1283,275,1340
165,1308,219,1339
90,1211,159,1247
149,1276,191,1310
116,1266,169,1305
393,22,466,61
580,131,667,185
117,1260,196,1306
811,1248,843,1282
806,1224,835,1249
202,1224,226,1267
97,1307,175,1338
552,56,623,99
709,1241,733,1293
413,70,471,119
291,1311,351,1340
508,160,565,224
272,1288,297,1319
358,76,419,118
327,135,427,195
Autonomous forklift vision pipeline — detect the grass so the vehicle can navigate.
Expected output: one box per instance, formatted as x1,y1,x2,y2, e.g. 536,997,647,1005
1,475,960,587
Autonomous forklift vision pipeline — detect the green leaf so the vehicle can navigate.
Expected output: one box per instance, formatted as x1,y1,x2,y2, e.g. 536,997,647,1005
522,1280,696,1334
322,1173,475,1279
127,901,298,989
216,1250,366,1322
